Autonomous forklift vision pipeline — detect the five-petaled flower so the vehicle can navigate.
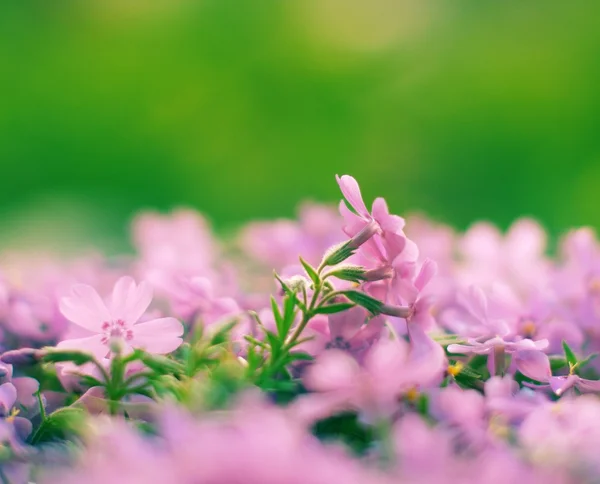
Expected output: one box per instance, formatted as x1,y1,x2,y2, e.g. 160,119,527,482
57,276,183,360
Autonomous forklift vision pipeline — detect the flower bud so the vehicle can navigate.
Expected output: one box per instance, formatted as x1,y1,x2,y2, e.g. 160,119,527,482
1,348,45,366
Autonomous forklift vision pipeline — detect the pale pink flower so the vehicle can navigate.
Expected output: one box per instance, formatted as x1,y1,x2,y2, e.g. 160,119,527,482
336,174,418,266
57,276,183,360
515,349,600,396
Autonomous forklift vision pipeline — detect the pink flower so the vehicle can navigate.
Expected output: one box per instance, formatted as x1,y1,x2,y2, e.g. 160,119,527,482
515,349,600,396
57,276,183,360
336,174,418,265
296,336,445,423
301,307,385,359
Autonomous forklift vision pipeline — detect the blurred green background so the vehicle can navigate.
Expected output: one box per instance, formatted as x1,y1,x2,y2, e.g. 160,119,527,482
1,0,599,252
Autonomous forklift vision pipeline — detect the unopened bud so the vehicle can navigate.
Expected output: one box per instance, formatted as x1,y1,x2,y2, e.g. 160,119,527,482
1,348,45,366
321,242,356,267
283,275,310,293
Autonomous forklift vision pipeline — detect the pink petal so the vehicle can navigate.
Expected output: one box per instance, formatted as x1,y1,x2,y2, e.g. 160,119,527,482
56,334,108,361
484,376,518,399
304,350,359,392
338,200,365,237
328,307,367,341
575,377,600,393
133,317,183,336
130,335,183,354
110,276,137,319
336,174,370,219
131,317,184,354
120,278,153,325
0,382,17,410
12,377,39,409
59,284,111,332
408,324,447,384
372,197,405,233
549,375,577,396
462,286,488,322
414,259,438,292
514,350,551,382
350,315,385,346
384,232,408,262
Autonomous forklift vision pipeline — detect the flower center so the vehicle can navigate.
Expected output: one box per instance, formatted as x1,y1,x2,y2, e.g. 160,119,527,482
5,407,20,424
521,320,536,337
326,336,351,351
100,319,133,345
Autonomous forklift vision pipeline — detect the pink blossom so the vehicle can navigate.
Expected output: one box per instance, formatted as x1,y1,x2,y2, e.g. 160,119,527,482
297,335,445,422
336,174,418,267
57,276,183,360
515,349,600,396
301,307,385,359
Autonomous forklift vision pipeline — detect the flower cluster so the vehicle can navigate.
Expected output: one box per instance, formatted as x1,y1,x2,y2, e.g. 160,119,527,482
0,176,600,483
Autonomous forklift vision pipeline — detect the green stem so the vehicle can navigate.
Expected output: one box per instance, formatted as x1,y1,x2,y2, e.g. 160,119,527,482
36,390,46,422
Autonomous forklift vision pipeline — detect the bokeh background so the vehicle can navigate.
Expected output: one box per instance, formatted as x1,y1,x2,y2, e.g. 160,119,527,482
1,0,599,253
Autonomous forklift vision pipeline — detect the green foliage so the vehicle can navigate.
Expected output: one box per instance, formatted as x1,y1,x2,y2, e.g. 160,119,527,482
312,413,375,456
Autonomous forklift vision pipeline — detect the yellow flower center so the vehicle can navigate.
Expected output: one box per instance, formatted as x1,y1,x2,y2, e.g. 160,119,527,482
5,407,20,424
405,387,419,402
447,361,464,377
521,320,536,337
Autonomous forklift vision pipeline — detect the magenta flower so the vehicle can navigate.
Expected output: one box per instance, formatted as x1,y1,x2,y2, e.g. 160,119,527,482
57,276,183,360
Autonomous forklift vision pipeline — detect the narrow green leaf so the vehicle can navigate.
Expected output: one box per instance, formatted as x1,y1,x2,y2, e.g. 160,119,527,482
42,351,95,366
79,375,105,388
139,354,185,375
300,257,320,287
271,296,284,336
562,340,578,366
578,353,599,370
341,290,384,314
286,351,314,363
282,294,298,336
264,330,281,360
314,302,356,314
209,320,238,346
549,356,568,372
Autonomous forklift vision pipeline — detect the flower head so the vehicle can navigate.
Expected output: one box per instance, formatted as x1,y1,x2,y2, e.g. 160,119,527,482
57,276,183,360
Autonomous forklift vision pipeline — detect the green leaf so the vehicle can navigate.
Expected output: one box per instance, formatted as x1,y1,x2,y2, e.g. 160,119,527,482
300,257,321,287
139,354,185,376
271,296,284,336
416,394,429,416
282,294,298,336
314,302,356,314
42,350,95,366
79,375,105,388
341,290,384,314
285,352,314,363
562,340,578,366
579,353,599,369
264,330,282,360
549,356,569,372
209,320,238,346
30,407,87,445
